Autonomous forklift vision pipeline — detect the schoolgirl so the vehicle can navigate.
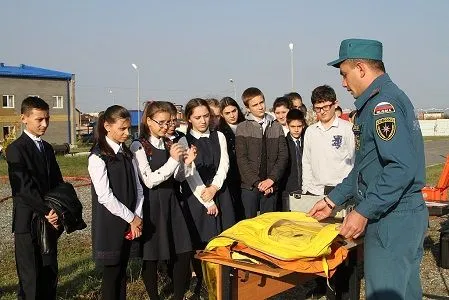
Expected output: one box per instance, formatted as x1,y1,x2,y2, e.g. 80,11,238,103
89,105,144,300
130,101,195,300
217,97,246,221
181,98,236,292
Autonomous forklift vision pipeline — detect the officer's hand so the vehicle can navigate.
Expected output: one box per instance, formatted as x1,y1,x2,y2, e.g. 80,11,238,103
338,210,367,239
308,199,333,221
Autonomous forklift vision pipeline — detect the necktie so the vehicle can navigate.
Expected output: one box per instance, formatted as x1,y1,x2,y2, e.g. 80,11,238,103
295,140,300,159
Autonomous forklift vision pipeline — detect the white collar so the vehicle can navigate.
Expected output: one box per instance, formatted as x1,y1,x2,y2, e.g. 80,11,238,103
190,128,210,139
149,134,165,149
105,136,122,154
24,130,42,142
315,116,340,131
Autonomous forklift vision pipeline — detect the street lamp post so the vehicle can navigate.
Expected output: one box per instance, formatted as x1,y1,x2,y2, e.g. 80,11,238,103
229,78,237,100
109,89,115,105
289,42,294,91
131,63,140,136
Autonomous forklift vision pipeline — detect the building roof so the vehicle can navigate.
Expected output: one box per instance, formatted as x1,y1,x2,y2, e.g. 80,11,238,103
0,63,73,80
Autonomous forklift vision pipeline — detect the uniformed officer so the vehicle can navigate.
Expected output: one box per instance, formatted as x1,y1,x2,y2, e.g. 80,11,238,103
309,39,429,300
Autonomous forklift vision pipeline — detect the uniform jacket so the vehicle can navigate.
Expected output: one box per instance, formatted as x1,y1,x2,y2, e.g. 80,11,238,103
328,73,425,219
235,113,288,190
280,132,304,194
7,132,64,233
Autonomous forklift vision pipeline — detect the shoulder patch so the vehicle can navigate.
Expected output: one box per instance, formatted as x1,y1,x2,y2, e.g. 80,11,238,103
373,102,395,115
375,117,396,141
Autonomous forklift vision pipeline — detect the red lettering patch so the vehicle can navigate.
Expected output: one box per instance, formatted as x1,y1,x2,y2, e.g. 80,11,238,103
373,102,395,115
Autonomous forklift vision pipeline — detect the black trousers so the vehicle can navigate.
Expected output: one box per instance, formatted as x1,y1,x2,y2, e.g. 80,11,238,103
241,188,277,219
101,241,131,300
15,232,58,300
142,251,192,300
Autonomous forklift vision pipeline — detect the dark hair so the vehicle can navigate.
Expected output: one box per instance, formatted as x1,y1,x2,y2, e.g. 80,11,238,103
166,102,178,116
286,109,307,137
219,97,245,124
349,110,357,118
346,58,386,73
241,87,264,107
284,92,302,102
21,96,49,115
140,101,173,138
184,98,211,131
273,97,292,111
92,105,132,158
286,109,306,125
335,106,343,113
311,85,337,105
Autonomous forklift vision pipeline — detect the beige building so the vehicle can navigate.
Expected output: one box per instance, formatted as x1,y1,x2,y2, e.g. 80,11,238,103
0,64,76,144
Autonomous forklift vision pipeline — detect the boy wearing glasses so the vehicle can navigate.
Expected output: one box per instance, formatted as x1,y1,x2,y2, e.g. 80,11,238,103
301,85,355,201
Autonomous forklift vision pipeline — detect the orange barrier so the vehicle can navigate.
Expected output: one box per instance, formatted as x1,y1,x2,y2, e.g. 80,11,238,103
422,155,449,202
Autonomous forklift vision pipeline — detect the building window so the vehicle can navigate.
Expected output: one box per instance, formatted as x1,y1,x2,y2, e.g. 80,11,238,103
3,126,15,138
53,96,63,108
2,95,14,108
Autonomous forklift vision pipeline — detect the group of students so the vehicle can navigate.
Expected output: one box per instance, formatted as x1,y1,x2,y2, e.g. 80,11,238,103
7,87,349,300
7,38,428,300
88,84,345,299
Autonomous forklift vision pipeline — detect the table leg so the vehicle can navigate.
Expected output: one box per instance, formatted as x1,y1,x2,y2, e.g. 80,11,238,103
326,247,361,300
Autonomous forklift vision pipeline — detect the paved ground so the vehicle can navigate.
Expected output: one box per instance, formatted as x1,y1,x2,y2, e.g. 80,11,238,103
425,140,449,166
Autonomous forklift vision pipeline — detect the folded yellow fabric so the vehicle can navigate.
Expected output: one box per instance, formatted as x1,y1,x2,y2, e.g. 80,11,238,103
206,212,340,260
202,212,345,300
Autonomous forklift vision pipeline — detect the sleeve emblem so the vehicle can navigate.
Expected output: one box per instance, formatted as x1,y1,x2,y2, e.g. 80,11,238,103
373,101,395,115
375,117,396,141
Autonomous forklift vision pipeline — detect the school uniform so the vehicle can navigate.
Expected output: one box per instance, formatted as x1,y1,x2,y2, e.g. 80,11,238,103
89,136,144,300
130,135,192,300
130,136,192,259
181,129,236,248
7,130,64,300
279,132,304,211
217,120,245,221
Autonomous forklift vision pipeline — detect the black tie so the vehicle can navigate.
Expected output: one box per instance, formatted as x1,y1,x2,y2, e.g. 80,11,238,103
295,140,300,159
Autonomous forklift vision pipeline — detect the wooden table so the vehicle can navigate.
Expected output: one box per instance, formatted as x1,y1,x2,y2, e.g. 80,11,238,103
195,238,363,300
426,201,449,216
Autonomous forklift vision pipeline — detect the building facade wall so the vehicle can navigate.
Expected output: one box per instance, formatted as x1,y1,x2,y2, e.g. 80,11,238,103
0,76,74,144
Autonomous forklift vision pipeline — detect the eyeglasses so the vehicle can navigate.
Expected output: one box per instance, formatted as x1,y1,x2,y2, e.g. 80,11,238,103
150,118,175,128
313,103,334,113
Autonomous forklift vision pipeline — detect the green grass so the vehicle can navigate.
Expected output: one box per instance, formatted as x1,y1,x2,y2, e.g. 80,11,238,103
423,136,449,142
0,235,149,300
426,163,444,186
0,155,89,178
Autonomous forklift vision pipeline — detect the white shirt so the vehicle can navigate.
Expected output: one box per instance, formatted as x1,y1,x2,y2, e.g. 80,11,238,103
130,135,190,189
228,123,238,134
24,129,44,151
88,136,144,223
282,125,289,136
179,129,229,208
302,117,355,195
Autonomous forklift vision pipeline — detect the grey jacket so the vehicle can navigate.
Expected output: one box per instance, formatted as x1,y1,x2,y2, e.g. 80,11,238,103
235,113,288,190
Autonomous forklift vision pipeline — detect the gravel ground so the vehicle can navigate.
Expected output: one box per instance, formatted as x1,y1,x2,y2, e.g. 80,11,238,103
1,179,448,299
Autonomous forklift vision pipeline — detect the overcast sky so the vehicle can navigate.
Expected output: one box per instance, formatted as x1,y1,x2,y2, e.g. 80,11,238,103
1,1,448,113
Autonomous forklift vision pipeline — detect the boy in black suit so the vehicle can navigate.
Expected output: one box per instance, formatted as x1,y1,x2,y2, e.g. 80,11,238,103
6,96,64,299
278,109,307,211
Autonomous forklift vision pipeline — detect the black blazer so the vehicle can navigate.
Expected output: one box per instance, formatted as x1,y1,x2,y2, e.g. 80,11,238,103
6,132,63,233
